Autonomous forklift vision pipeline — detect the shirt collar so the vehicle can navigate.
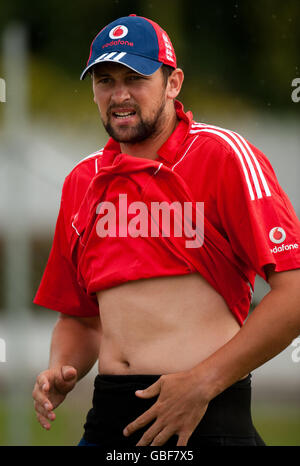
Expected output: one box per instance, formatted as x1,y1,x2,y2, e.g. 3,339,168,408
157,100,193,164
100,100,193,168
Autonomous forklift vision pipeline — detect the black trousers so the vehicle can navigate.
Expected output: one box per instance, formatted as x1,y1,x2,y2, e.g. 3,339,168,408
81,373,265,447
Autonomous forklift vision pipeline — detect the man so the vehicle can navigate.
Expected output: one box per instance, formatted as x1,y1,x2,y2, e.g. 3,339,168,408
32,14,300,447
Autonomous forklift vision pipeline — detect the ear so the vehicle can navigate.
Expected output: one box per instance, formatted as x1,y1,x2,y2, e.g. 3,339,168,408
166,68,184,100
91,75,97,104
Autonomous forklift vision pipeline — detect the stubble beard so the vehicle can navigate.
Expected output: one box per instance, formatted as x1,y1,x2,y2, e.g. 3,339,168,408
103,97,167,144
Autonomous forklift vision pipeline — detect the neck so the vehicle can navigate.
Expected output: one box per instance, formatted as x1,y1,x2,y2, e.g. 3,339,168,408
120,105,178,160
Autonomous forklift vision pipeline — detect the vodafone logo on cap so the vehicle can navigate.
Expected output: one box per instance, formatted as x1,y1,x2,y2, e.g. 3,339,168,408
269,227,286,244
109,25,128,39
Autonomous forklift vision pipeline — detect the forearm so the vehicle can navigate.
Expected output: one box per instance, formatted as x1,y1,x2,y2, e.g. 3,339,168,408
190,272,300,402
49,314,100,381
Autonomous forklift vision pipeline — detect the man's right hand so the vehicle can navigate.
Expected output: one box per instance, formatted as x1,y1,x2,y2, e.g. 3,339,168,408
32,365,77,430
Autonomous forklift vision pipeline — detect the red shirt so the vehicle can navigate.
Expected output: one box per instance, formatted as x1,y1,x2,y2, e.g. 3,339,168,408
34,101,300,325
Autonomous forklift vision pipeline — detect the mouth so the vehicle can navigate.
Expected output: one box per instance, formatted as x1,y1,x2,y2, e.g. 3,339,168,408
108,105,138,123
112,110,137,119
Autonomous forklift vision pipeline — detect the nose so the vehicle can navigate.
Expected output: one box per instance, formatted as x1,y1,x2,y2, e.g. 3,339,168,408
111,81,131,103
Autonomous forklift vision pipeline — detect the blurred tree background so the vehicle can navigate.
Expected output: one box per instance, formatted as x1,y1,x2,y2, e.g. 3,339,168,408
0,0,299,126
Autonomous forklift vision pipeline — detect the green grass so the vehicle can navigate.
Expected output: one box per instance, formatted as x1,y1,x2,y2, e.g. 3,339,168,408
1,400,299,446
252,403,300,446
0,400,88,446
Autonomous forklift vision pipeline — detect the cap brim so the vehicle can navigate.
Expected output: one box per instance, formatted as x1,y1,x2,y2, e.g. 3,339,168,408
80,52,163,80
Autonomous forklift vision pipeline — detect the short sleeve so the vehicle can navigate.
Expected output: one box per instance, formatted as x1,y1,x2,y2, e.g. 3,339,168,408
33,190,99,317
217,140,300,280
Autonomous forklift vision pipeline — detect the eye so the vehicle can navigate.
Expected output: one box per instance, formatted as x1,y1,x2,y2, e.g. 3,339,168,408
96,77,112,84
128,75,143,81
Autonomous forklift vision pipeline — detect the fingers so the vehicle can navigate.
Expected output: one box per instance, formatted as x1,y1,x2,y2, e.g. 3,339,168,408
137,425,175,447
135,378,161,399
34,398,56,429
123,404,157,437
53,366,77,395
32,374,52,409
134,419,191,446
176,432,190,446
61,365,77,382
136,424,191,447
150,427,178,446
32,373,56,430
32,366,78,431
36,413,52,431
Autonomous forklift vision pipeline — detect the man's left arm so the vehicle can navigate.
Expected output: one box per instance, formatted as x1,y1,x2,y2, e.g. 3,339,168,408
190,267,300,398
123,267,300,446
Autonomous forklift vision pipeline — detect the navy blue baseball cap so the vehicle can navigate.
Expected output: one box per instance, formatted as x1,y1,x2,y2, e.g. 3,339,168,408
80,14,177,80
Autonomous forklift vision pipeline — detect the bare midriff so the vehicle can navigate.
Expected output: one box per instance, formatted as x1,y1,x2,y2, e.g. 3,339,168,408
96,273,243,376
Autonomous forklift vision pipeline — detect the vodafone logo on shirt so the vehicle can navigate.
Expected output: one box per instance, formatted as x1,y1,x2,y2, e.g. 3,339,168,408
109,25,129,39
269,227,286,244
269,226,299,254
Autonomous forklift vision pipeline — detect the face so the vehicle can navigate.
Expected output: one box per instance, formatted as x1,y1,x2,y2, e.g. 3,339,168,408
92,62,169,144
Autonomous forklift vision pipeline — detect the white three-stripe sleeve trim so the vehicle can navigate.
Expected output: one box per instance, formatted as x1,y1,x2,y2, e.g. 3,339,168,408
191,123,271,199
171,135,199,172
192,123,271,198
190,128,256,200
238,136,271,197
212,128,262,198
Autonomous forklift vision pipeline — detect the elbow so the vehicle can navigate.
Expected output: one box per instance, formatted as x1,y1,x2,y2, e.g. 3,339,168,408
58,313,101,332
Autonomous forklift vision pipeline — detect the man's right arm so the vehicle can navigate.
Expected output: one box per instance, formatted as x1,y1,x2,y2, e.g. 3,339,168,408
49,313,101,379
32,313,101,430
